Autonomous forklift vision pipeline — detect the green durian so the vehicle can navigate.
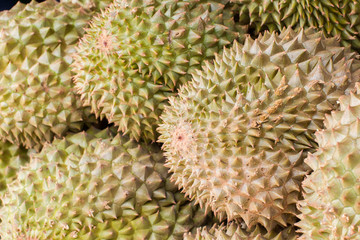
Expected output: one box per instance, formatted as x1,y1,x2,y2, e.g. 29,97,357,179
0,141,34,194
0,127,211,240
0,0,95,150
231,0,360,51
71,0,247,142
158,28,360,231
297,84,360,239
184,223,297,240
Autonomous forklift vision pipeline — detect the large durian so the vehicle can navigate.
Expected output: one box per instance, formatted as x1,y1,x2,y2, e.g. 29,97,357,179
0,0,95,150
297,84,360,239
158,28,360,231
231,0,360,51
184,223,297,240
0,127,211,239
71,0,246,142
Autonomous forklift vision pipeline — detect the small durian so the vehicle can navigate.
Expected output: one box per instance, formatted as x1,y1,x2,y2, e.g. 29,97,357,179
158,28,360,231
231,0,360,51
71,0,247,142
0,0,95,150
0,127,211,239
184,222,297,240
297,84,360,239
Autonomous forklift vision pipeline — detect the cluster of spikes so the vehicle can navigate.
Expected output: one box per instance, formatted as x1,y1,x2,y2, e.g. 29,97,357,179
71,0,247,142
184,222,297,240
0,0,359,239
230,0,360,51
0,0,97,150
158,27,360,231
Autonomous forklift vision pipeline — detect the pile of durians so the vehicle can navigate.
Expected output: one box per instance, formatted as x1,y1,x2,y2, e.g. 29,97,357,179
0,0,359,239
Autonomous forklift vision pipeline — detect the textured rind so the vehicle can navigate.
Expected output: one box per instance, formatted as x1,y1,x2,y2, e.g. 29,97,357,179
158,28,360,231
0,0,95,150
184,223,297,240
61,0,113,11
71,0,247,142
0,127,211,240
230,0,360,51
297,85,360,239
0,141,34,194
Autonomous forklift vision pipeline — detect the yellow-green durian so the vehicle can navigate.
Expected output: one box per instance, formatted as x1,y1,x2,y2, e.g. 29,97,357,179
61,0,112,11
0,0,95,150
0,127,211,239
71,0,247,142
184,223,297,240
0,141,34,195
158,28,360,231
297,84,360,239
231,0,360,51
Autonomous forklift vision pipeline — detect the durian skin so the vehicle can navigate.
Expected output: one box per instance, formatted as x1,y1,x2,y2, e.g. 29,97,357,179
71,0,247,142
0,0,95,150
61,0,113,11
0,127,211,240
297,85,360,239
0,141,34,194
184,223,297,240
231,0,360,51
158,28,360,231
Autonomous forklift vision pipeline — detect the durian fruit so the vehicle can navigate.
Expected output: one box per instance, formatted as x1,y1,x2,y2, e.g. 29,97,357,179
0,127,211,240
158,28,360,231
0,141,34,194
71,0,247,142
231,0,360,51
184,223,297,240
230,0,282,33
297,84,360,239
0,0,95,150
61,0,113,11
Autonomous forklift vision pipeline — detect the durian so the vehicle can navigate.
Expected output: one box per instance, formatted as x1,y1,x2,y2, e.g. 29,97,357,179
0,0,95,150
61,0,113,11
71,0,246,142
184,222,297,240
0,127,211,239
158,28,360,231
0,141,34,194
297,84,360,239
231,0,360,51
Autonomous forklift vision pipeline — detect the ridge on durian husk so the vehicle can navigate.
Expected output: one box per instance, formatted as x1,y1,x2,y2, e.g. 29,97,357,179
230,0,360,51
0,127,212,240
0,0,95,151
0,141,34,195
158,28,360,231
71,0,247,142
297,83,360,239
184,222,298,240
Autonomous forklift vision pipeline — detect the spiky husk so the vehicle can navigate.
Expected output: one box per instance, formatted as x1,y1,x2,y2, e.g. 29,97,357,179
0,127,211,240
0,141,34,195
0,0,95,150
231,0,360,51
71,0,247,142
158,28,360,231
297,84,360,239
184,222,297,240
61,0,113,11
